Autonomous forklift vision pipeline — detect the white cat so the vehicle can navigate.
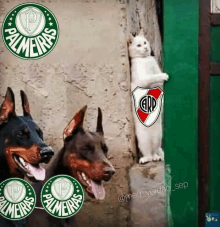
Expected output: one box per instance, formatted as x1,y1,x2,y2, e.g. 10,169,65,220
128,29,169,164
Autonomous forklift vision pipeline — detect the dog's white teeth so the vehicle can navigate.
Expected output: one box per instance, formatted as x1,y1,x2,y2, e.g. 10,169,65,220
82,172,87,180
86,180,90,185
19,157,25,165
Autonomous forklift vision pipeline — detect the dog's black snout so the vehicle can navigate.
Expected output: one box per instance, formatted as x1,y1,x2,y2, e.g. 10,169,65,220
104,169,115,176
40,146,54,163
103,165,115,181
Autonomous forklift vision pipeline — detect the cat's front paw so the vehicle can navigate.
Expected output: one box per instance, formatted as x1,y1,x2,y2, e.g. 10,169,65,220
152,153,162,161
161,73,169,81
139,156,153,164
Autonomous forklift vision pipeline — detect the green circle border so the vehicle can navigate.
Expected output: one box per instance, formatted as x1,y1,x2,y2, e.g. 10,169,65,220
0,177,36,221
41,175,85,219
1,2,59,60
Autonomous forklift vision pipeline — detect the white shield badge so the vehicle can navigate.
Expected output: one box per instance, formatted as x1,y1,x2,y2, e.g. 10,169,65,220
54,178,71,200
18,7,43,36
132,86,164,127
6,181,23,202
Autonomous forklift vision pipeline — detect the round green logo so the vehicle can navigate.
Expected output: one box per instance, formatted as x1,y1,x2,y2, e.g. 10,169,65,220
2,3,59,60
0,178,36,220
41,175,84,218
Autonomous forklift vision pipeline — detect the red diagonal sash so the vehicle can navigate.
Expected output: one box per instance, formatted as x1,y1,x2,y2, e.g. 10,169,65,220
137,88,162,123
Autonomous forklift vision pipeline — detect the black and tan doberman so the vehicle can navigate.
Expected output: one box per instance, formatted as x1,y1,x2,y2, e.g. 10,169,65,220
0,87,54,227
30,106,115,227
56,105,115,200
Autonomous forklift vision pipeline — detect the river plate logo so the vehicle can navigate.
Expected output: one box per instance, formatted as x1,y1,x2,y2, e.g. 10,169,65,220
2,3,59,60
41,175,84,218
0,178,36,220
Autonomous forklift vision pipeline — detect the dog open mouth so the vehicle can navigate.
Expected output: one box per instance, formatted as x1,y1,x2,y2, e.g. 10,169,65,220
13,154,46,181
76,170,105,200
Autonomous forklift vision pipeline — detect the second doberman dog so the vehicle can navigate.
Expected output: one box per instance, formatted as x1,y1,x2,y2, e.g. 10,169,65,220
30,106,115,227
56,105,115,200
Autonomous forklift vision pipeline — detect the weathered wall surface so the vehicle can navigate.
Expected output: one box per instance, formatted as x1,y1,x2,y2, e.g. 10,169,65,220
126,0,162,65
0,0,161,226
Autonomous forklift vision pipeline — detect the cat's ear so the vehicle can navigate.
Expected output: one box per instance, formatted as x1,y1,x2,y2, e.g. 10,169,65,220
128,33,134,44
139,28,145,37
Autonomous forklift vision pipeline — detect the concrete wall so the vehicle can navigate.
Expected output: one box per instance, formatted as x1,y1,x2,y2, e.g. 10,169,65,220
0,0,161,226
126,0,162,65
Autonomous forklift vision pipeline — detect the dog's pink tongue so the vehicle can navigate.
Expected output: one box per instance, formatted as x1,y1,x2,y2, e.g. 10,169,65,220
91,180,105,200
27,164,46,181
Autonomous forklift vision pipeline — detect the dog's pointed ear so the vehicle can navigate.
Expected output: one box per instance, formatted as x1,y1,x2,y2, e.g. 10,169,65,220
139,28,144,36
128,33,134,44
20,90,31,117
0,87,16,125
96,107,104,136
63,105,87,140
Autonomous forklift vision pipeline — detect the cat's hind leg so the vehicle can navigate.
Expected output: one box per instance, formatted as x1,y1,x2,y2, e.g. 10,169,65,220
139,156,153,164
152,148,164,161
152,153,162,161
138,139,153,164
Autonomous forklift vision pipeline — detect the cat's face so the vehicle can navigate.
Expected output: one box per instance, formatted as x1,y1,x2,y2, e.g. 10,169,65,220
128,35,151,58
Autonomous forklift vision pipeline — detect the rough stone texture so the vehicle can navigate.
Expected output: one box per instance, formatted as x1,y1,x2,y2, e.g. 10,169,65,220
126,0,162,65
0,0,161,226
0,0,135,226
129,163,166,227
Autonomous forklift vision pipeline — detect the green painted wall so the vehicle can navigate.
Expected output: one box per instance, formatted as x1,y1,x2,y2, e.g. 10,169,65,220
163,0,199,226
210,76,220,212
210,27,220,212
211,27,220,62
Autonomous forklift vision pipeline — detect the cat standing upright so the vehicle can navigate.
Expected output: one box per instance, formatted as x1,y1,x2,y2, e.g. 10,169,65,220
128,29,169,163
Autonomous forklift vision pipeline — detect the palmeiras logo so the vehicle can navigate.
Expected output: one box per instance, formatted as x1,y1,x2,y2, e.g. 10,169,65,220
41,175,84,218
2,3,59,60
132,87,164,127
0,178,36,220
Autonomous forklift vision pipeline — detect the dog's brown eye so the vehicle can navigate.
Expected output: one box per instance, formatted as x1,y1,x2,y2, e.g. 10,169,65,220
102,144,108,153
82,144,94,152
17,130,25,137
17,130,28,139
137,44,141,47
87,145,95,151
23,127,29,134
144,41,146,44
17,131,23,136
